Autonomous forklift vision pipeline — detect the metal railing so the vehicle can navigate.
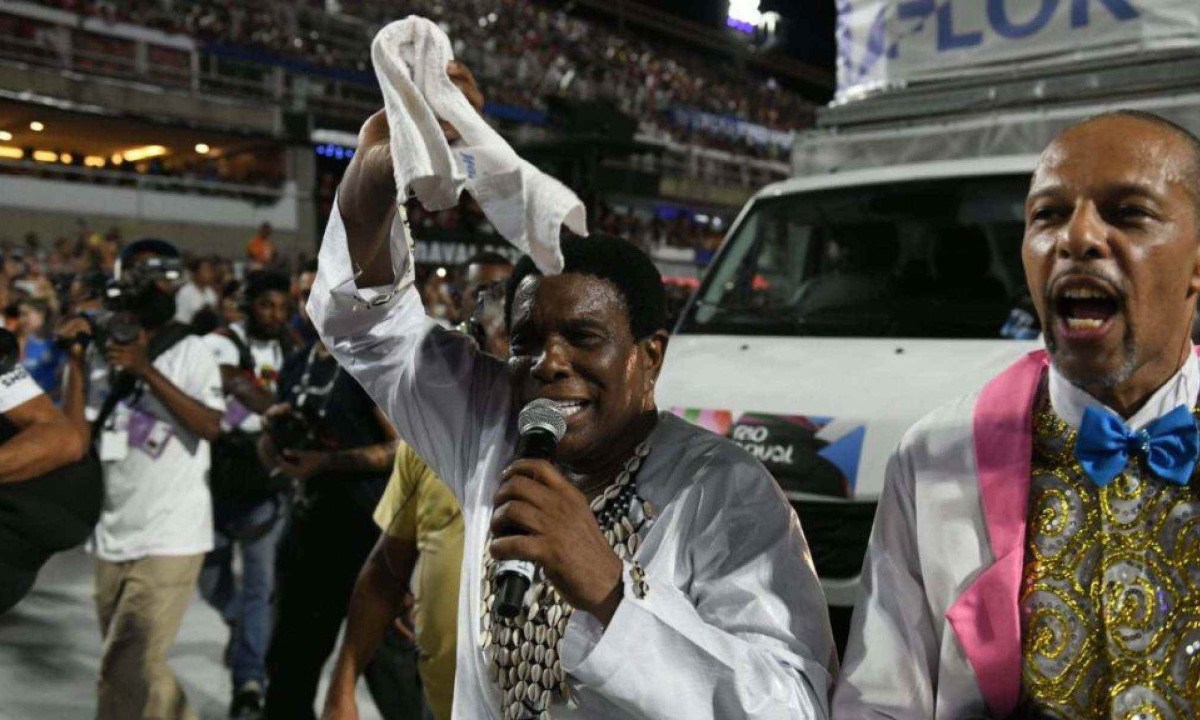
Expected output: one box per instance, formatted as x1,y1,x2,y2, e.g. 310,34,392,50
0,23,378,125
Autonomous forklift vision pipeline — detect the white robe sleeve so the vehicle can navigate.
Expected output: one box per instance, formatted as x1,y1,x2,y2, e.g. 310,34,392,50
560,451,836,719
832,444,938,718
306,196,511,499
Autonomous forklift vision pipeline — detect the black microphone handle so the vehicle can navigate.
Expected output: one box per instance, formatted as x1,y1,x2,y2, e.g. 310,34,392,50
494,570,530,620
494,426,560,618
515,426,558,460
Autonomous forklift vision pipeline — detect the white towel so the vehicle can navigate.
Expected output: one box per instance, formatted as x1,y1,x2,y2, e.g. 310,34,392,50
370,16,588,274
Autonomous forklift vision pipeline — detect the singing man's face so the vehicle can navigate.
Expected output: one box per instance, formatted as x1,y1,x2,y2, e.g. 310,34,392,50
1022,115,1200,392
507,273,665,471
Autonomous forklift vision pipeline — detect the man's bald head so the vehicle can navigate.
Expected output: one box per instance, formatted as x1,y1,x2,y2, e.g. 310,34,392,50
1023,108,1200,414
1053,110,1200,208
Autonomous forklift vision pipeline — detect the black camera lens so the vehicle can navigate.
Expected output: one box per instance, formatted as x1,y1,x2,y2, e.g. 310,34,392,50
107,313,141,345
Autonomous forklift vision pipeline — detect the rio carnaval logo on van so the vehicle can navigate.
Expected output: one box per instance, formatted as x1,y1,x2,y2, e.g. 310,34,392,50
671,408,865,499
732,423,795,465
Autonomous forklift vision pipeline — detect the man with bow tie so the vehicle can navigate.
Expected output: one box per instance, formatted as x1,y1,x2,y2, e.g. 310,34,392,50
834,110,1200,719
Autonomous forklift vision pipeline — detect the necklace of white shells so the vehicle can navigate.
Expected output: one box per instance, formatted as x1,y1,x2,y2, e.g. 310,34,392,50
480,440,655,720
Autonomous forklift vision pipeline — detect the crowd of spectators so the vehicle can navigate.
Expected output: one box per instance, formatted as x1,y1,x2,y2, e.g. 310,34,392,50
319,175,725,259
0,206,711,401
0,219,292,399
595,202,726,255
32,0,811,160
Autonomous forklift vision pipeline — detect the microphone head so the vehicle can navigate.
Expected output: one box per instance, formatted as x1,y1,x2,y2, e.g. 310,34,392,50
518,398,568,442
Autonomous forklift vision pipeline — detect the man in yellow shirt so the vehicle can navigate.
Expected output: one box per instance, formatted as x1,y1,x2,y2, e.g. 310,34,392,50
377,444,462,719
324,248,512,720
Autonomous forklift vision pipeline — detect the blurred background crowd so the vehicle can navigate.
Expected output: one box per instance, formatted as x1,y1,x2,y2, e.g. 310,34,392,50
0,218,287,399
0,210,700,402
1,0,806,280
32,0,808,160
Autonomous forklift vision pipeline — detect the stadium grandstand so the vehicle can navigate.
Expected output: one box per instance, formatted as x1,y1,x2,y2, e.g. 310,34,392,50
0,0,828,273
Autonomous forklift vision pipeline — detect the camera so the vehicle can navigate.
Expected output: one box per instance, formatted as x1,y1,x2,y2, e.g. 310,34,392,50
55,255,183,353
55,309,142,352
106,255,183,306
266,394,332,453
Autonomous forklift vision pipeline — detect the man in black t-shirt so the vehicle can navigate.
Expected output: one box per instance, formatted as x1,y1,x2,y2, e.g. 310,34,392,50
0,360,96,613
257,278,414,720
200,270,292,720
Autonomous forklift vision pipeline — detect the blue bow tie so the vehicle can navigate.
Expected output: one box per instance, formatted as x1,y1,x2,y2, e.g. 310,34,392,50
1075,404,1200,488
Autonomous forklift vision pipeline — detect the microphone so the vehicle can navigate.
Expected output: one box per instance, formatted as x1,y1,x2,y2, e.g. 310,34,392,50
493,398,568,618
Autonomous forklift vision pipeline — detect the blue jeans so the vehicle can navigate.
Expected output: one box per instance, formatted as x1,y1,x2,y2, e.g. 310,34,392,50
199,494,285,688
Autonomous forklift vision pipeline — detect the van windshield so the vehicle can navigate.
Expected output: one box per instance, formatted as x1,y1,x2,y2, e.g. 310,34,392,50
678,175,1040,339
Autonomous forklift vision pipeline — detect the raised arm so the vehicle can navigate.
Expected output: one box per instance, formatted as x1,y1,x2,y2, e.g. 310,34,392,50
306,65,510,498
56,316,94,445
338,109,399,289
339,62,482,289
220,366,275,415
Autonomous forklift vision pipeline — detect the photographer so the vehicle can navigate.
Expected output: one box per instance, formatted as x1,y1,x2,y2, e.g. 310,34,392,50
257,270,405,720
199,270,292,719
0,328,95,613
57,238,225,720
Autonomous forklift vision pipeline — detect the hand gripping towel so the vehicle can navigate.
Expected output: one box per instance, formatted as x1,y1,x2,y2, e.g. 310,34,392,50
371,16,588,274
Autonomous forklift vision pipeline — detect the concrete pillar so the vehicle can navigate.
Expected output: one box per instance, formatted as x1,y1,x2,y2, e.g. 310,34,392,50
285,144,318,257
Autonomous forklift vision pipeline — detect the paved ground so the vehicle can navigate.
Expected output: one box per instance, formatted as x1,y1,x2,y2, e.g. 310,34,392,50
0,547,383,720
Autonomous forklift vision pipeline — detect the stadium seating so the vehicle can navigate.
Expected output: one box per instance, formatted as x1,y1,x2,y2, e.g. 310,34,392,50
29,0,812,160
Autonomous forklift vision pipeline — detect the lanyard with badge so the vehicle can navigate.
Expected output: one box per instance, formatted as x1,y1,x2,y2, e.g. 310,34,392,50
98,374,175,462
292,344,340,429
269,345,340,464
93,321,194,462
275,346,341,510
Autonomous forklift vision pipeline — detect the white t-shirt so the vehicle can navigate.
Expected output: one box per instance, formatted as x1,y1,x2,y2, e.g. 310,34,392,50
202,322,285,434
0,365,45,414
85,334,225,561
174,281,219,324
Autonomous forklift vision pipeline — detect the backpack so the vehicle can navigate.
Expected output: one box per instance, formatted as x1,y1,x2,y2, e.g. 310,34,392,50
208,327,290,513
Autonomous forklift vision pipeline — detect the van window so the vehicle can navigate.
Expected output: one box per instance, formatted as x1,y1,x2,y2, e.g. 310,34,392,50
679,175,1038,339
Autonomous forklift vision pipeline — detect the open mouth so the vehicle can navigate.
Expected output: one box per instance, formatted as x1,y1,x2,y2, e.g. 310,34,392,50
550,399,591,420
1052,279,1121,339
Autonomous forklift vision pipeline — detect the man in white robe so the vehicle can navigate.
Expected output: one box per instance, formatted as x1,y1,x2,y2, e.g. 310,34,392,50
309,64,836,720
835,112,1200,718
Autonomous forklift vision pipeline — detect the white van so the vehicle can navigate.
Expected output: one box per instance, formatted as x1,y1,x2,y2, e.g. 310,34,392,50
655,155,1045,643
